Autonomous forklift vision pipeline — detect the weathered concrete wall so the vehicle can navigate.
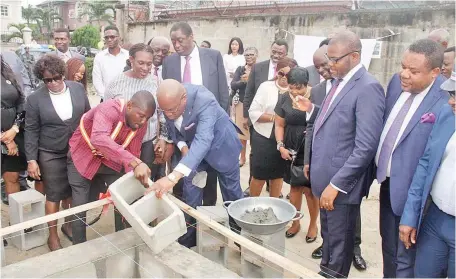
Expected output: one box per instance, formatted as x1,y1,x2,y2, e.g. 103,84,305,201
126,8,455,87
1,228,239,278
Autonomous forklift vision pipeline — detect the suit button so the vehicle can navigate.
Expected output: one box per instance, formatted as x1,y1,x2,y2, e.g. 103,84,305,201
317,137,322,140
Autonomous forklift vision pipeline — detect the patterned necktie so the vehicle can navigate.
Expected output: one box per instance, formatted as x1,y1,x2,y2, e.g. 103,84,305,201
154,67,160,85
183,56,191,83
376,94,417,183
314,78,341,133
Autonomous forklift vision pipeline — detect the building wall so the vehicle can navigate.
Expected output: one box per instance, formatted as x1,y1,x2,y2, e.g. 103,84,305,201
0,1,22,33
126,7,455,87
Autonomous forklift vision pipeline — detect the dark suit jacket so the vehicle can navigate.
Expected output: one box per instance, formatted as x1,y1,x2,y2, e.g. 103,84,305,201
305,65,321,87
303,80,328,166
310,67,385,204
161,47,229,111
165,84,242,173
25,81,90,161
243,59,270,118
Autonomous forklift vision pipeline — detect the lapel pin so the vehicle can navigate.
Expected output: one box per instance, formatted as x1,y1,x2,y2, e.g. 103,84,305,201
5,80,11,85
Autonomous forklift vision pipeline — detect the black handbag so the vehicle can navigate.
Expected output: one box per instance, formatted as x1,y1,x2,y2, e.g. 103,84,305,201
289,134,310,186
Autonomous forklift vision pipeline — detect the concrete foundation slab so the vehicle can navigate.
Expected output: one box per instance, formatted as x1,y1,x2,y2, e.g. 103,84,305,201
109,173,187,254
1,228,240,278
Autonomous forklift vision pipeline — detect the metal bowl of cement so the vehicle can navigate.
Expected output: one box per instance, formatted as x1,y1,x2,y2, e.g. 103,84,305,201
223,197,303,235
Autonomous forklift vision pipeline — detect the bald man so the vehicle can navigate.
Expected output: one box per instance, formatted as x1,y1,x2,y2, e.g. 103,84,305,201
150,79,243,248
305,31,385,277
428,29,450,49
68,91,155,245
149,36,171,83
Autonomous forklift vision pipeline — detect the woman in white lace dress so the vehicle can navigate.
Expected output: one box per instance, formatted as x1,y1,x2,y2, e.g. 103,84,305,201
223,37,246,92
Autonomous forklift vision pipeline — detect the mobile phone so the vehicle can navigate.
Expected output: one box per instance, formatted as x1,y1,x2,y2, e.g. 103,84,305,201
1,144,8,155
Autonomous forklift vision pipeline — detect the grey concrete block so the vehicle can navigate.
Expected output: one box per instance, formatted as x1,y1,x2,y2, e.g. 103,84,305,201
48,262,98,278
8,189,47,251
109,173,187,255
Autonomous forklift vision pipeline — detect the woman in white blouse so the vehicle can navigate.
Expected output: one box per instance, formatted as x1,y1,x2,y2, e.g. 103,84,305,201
248,57,295,198
25,54,90,251
223,37,245,91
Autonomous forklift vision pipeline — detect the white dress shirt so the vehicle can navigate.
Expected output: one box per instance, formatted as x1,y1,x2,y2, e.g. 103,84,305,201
375,81,434,177
306,79,332,120
173,115,192,176
268,60,277,80
92,48,129,98
430,131,456,216
49,86,73,121
152,65,163,84
180,46,203,85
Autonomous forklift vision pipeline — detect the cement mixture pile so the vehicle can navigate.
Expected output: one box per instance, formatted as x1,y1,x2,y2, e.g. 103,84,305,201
241,207,281,224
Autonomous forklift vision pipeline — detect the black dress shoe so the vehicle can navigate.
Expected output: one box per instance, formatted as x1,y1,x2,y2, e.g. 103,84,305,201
353,254,367,270
318,270,334,278
311,245,323,259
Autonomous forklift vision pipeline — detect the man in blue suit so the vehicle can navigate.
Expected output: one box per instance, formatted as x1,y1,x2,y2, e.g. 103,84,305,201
375,39,448,278
399,71,455,278
306,30,385,278
151,79,243,248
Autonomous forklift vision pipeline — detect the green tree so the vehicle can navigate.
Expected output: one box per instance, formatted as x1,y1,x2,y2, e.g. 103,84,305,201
32,7,62,42
71,25,100,48
5,23,40,42
22,5,35,25
78,1,117,27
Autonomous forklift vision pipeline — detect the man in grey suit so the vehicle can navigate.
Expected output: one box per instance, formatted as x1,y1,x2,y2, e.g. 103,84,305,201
297,31,385,278
304,41,367,271
162,22,228,207
53,27,85,63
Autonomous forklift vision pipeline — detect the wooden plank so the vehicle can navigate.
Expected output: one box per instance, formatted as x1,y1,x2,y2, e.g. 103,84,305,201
0,199,111,237
168,195,320,278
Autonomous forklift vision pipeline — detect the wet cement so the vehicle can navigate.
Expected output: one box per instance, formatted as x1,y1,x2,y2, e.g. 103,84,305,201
240,207,281,224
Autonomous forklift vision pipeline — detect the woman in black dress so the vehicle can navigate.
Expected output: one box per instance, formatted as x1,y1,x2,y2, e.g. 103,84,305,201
275,67,319,240
1,55,27,203
25,54,90,250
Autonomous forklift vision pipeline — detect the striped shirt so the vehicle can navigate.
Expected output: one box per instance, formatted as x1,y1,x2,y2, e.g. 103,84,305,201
104,72,170,143
69,99,146,180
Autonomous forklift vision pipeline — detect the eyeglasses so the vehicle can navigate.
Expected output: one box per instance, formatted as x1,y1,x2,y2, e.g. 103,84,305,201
104,35,118,41
158,95,186,114
325,50,360,64
448,91,455,98
43,75,63,84
244,53,255,57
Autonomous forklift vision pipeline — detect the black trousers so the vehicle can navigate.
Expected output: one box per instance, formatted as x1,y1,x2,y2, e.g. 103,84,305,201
67,159,129,244
140,140,160,180
320,204,360,278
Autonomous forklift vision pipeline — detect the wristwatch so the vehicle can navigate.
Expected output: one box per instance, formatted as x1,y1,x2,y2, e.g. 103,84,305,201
167,173,179,184
277,141,284,151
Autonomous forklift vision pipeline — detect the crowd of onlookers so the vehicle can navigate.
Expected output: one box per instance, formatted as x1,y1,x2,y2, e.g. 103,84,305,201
1,21,454,278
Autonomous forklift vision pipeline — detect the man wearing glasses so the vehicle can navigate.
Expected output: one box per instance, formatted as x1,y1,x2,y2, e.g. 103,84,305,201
148,36,171,84
92,25,129,103
303,30,385,278
150,79,243,248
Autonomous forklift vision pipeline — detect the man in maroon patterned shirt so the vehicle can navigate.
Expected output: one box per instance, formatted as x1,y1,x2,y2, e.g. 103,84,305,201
68,90,155,245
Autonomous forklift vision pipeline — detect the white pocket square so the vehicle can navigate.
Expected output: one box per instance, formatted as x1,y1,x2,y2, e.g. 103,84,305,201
184,123,195,130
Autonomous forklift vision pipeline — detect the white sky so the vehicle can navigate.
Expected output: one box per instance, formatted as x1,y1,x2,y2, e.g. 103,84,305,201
22,0,44,7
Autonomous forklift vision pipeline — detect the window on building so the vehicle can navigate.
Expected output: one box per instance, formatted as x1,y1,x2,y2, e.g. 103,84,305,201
0,5,9,17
